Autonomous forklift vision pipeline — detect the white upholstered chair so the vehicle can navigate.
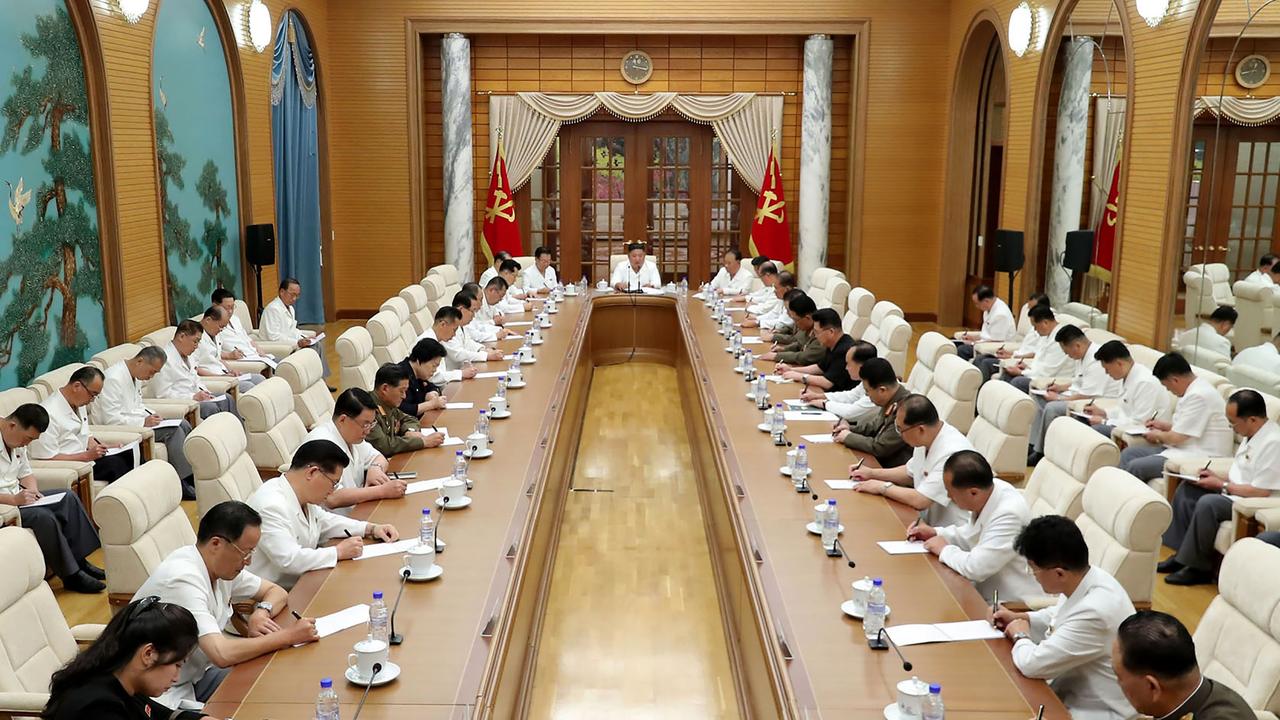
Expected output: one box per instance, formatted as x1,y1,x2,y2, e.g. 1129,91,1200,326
239,377,308,474
807,267,844,295
1233,282,1275,350
367,310,410,366
1022,416,1120,520
336,326,379,393
1228,362,1280,398
1184,263,1235,327
421,274,449,314
1128,344,1165,371
842,287,876,340
427,264,462,298
1084,327,1126,347
967,380,1035,482
276,349,333,431
184,412,263,519
905,331,956,395
92,460,196,609
924,354,981,433
875,315,913,378
379,296,419,351
1178,343,1232,374
861,301,904,353
825,276,851,315
400,284,434,335
512,255,536,287
1076,467,1172,607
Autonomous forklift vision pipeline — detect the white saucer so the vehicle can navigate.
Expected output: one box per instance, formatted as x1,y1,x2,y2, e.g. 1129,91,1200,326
840,600,891,620
506,381,526,389
436,495,472,509
779,465,792,477
520,357,537,364
734,366,745,373
406,564,444,582
726,346,736,353
464,448,494,459
539,322,552,328
883,703,910,720
489,410,512,419
531,339,544,345
548,308,559,314
346,661,401,686
806,522,845,535
757,422,787,432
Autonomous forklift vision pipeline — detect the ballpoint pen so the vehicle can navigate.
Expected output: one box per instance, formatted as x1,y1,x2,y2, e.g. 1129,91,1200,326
291,610,302,620
991,590,999,628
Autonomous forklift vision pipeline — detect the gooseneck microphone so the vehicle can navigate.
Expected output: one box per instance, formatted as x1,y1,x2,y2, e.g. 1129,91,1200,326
870,627,913,671
434,495,450,553
352,661,383,719
827,536,855,567
388,567,410,645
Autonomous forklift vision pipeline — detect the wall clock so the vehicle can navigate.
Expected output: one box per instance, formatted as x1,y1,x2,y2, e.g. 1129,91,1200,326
621,50,653,85
1236,54,1271,90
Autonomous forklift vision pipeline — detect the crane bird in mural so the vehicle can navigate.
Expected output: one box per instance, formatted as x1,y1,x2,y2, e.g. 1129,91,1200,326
4,179,32,228
158,75,168,109
197,27,206,49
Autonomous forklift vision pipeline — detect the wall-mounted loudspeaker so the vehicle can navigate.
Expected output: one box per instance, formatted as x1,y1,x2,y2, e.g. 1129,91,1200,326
245,224,276,267
993,229,1025,273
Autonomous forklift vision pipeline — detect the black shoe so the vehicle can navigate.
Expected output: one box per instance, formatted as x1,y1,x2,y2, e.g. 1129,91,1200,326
1165,567,1214,586
327,385,338,393
1156,557,1184,574
62,571,106,594
1026,451,1043,467
79,561,106,580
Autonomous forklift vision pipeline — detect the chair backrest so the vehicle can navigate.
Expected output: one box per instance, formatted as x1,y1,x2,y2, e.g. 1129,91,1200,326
1184,263,1234,325
184,412,262,518
0,526,78,695
1228,362,1280,399
842,287,876,339
876,315,913,378
336,326,379,393
399,285,434,335
29,363,84,401
1076,467,1171,606
421,274,448,314
925,354,981,433
379,296,418,350
427,264,459,286
512,256,535,286
1191,363,1233,393
93,460,197,598
905,331,956,395
1084,327,1125,346
232,298,257,333
1232,281,1274,350
1128,344,1164,370
808,267,843,292
0,387,41,416
1180,343,1232,374
869,300,904,326
90,343,142,370
239,377,308,472
609,255,628,277
826,277,851,315
367,310,410,366
1055,312,1091,330
1194,538,1280,713
1023,415,1120,520
967,380,1036,478
138,326,177,348
276,349,333,430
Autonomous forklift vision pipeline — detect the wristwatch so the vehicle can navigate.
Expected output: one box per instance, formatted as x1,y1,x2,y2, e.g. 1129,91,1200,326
882,481,893,495
1012,631,1031,643
253,601,274,614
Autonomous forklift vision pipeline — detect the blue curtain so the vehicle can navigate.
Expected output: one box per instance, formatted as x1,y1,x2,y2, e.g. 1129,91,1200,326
271,11,323,323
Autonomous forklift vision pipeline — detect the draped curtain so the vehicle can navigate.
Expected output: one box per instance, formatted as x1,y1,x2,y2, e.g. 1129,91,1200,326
488,92,784,193
1193,96,1280,126
270,11,323,323
1089,96,1126,229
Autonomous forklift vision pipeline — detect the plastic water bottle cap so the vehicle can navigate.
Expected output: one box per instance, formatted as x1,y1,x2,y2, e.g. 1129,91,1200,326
775,403,783,409
798,444,806,450
827,499,836,506
372,591,383,600
929,684,941,693
320,677,333,688
422,508,431,516
479,410,486,415
872,577,883,586
456,450,463,456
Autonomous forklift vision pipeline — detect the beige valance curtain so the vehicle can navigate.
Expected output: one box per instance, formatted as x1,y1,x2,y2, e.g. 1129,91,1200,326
1193,96,1280,126
488,92,784,193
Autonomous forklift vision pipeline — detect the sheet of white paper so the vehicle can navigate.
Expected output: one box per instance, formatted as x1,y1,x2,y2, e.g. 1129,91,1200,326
245,354,279,369
354,538,421,561
313,604,369,639
784,399,811,408
208,394,228,402
692,292,706,300
764,374,793,384
877,540,930,555
1069,411,1092,419
153,418,183,429
824,480,857,490
1029,388,1048,396
404,477,449,495
784,410,838,422
104,440,140,457
235,373,252,382
886,620,1004,647
310,332,327,343
800,433,835,444
1166,471,1202,482
441,436,464,447
724,306,746,312
641,287,666,296
740,336,764,344
23,491,67,508
1118,426,1149,436
474,371,506,379
502,354,517,361
445,403,474,410
505,321,534,327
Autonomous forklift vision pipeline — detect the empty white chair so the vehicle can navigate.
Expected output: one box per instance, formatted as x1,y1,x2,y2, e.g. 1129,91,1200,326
1183,263,1235,327
842,287,876,339
967,380,1035,481
1022,416,1120,520
428,263,461,292
336,326,379,392
925,354,981,433
875,315,913,378
276,349,333,431
1062,301,1110,329
1227,362,1280,398
400,284,434,335
184,413,263,519
1076,467,1172,606
1232,282,1274,350
905,331,956,395
379,296,418,351
807,267,844,295
240,377,308,474
826,276,851,315
367,310,410,366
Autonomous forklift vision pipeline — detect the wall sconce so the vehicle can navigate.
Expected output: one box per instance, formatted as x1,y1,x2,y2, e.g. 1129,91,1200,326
1009,2,1034,57
1136,0,1170,27
247,0,271,53
114,0,149,24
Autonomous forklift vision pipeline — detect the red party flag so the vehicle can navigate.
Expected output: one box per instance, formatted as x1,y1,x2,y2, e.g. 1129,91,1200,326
481,137,522,266
748,145,794,270
1090,159,1121,283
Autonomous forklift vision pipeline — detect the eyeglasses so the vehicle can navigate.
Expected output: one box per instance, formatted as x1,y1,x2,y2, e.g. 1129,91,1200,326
123,595,161,629
309,465,343,488
76,381,101,400
214,535,255,561
894,422,921,435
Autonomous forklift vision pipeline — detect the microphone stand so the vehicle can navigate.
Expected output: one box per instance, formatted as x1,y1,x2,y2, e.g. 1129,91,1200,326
388,568,410,645
871,627,913,671
828,536,855,566
434,495,450,553
351,662,382,720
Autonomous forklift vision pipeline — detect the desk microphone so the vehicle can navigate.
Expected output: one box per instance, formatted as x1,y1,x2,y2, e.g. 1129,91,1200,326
434,495,450,553
388,567,410,645
827,536,855,567
870,627,913,671
351,662,382,720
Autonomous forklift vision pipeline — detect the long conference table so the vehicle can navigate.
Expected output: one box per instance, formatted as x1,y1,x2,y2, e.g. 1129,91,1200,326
205,291,1066,719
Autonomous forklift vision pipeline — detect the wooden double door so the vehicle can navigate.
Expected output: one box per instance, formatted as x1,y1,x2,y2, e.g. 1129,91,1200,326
1184,123,1280,278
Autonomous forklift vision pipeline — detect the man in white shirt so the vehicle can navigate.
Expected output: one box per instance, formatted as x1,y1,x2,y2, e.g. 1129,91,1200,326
741,269,795,331
260,277,330,384
476,278,520,339
956,284,1016,360
93,346,194,493
451,291,509,357
1232,330,1280,376
245,439,399,589
211,288,272,363
708,248,754,295
731,259,777,309
495,260,533,314
992,515,1137,720
611,242,662,291
850,394,974,527
1119,352,1234,481
976,292,1052,382
1028,324,1122,463
29,366,135,486
305,389,406,513
805,340,879,425
907,450,1040,602
152,320,237,418
522,245,558,295
1080,341,1168,440
459,284,504,344
478,250,512,288
1001,305,1076,392
0,403,103,593
418,306,484,383
134,501,318,706
1242,253,1276,285
195,306,265,393
1174,306,1236,359
1158,389,1280,586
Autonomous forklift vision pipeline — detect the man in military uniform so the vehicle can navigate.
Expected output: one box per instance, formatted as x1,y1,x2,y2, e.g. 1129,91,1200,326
367,363,442,458
833,358,912,467
761,293,824,366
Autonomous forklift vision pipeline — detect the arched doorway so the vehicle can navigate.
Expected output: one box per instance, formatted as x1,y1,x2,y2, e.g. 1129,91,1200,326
942,15,1010,328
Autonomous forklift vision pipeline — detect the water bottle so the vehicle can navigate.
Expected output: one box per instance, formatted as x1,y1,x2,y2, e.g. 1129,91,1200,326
418,508,435,547
743,350,755,379
453,450,467,484
477,410,491,442
793,444,809,489
923,684,944,720
864,578,886,639
496,375,507,399
368,591,389,645
315,677,340,720
680,277,688,294
821,499,838,550
771,402,785,436
754,373,769,407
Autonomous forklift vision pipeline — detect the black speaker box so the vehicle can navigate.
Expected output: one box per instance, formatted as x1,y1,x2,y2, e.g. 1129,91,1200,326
1064,230,1095,273
993,229,1024,273
245,223,276,267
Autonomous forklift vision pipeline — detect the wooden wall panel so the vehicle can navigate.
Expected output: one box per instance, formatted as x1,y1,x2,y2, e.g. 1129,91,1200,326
1197,37,1280,96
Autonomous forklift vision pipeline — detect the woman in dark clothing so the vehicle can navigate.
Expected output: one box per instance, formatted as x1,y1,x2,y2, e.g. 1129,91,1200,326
43,596,215,720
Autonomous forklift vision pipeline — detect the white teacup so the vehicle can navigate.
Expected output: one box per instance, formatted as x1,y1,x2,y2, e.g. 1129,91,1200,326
488,395,507,415
518,346,534,362
441,478,468,505
565,284,577,296
895,677,930,720
466,432,489,455
539,317,552,328
507,366,523,384
348,636,389,680
849,577,873,616
596,280,608,290
531,327,543,343
402,544,435,577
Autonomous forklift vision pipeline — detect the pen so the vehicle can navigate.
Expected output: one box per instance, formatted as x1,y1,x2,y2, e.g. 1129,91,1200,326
291,610,302,620
343,530,352,538
991,590,999,627
1035,705,1045,720
848,458,864,477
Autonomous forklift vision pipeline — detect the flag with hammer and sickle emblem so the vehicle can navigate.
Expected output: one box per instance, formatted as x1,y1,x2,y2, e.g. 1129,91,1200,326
749,145,794,270
1089,159,1121,284
482,135,523,267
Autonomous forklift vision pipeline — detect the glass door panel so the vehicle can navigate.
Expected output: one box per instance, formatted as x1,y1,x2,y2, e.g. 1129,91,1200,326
579,135,627,283
645,135,692,281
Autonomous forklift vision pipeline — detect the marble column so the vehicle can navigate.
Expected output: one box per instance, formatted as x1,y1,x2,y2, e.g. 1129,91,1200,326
798,34,833,290
1045,38,1093,305
441,33,475,281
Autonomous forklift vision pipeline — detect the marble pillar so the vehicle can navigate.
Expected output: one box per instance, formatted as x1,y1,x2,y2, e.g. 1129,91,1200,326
799,34,833,289
441,33,475,281
1045,38,1092,305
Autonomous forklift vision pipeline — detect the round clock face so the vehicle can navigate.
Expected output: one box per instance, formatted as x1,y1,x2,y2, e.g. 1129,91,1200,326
621,51,653,85
1236,54,1271,90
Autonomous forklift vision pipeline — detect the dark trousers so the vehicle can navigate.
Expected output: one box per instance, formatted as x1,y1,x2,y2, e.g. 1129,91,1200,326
976,354,1001,382
20,492,100,578
1163,482,1234,571
955,341,975,360
92,451,135,484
